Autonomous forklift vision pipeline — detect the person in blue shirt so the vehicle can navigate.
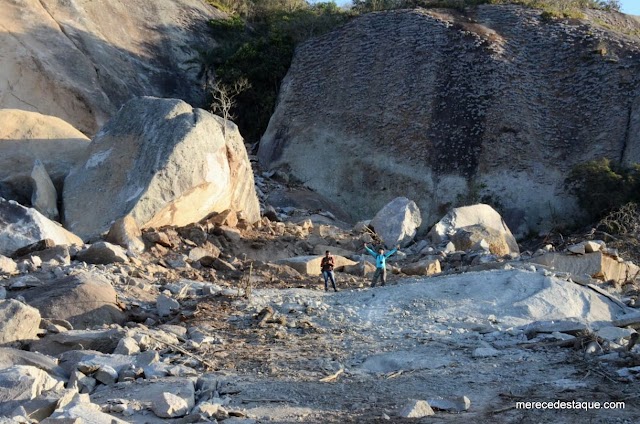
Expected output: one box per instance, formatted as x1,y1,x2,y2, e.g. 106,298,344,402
364,242,400,287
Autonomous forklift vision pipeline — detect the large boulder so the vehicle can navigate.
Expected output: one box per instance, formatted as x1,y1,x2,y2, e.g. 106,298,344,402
30,159,59,221
18,272,126,329
0,300,41,345
0,198,82,256
531,252,640,286
258,7,640,234
450,224,517,257
370,197,421,248
0,109,90,204
428,204,519,256
63,97,260,241
0,0,224,135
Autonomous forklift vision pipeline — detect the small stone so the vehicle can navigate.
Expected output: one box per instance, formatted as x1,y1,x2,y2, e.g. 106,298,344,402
114,337,140,355
0,254,18,275
156,294,180,317
472,347,500,357
567,243,586,254
584,241,602,253
427,395,471,412
397,399,435,418
151,392,190,418
94,365,118,385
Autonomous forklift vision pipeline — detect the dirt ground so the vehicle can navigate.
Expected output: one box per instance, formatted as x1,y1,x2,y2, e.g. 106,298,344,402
174,271,640,424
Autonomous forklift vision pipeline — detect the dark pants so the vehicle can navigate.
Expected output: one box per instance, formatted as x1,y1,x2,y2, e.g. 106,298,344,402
322,270,337,291
371,267,386,287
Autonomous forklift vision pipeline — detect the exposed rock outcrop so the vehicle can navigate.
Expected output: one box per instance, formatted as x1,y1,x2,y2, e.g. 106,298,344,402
63,97,260,241
0,109,90,204
0,0,223,135
259,6,640,234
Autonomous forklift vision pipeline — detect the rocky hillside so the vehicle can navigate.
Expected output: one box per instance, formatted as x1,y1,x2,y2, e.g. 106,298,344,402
259,5,640,236
0,0,223,135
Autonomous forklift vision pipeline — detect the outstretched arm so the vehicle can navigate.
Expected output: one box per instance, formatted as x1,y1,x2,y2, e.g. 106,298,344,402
385,245,400,258
363,243,377,257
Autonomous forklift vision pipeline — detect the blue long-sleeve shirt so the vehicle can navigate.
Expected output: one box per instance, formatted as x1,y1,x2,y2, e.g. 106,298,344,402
365,246,398,269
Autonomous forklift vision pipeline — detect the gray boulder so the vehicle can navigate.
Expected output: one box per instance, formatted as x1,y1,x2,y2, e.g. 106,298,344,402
0,300,41,345
31,329,126,356
30,160,59,221
370,197,421,248
18,272,125,330
397,399,435,418
0,198,82,256
76,242,128,265
63,97,260,241
0,365,64,416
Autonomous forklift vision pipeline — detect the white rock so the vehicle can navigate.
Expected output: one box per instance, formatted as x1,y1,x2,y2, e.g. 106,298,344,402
114,337,140,356
596,326,637,343
370,197,422,248
151,392,191,418
0,365,64,416
397,399,435,418
584,241,604,253
0,198,82,256
156,294,180,317
427,395,471,412
0,255,17,275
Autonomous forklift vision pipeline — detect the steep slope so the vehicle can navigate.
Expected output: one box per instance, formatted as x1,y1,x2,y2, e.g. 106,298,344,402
259,5,640,235
0,0,223,135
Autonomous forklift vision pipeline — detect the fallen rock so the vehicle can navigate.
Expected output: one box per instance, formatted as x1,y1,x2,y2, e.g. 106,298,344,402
596,326,637,343
156,294,180,317
113,337,140,356
370,197,421,248
105,216,145,253
0,348,66,379
9,239,56,259
0,300,41,345
188,246,220,267
397,399,435,418
19,245,71,266
429,204,519,255
0,198,82,256
0,255,17,275
46,398,127,424
427,396,471,412
342,259,377,277
401,258,441,276
30,159,59,221
63,97,260,241
91,377,195,419
472,347,500,357
31,328,126,356
451,224,517,256
0,365,64,416
276,255,357,276
531,251,640,286
18,272,125,329
75,242,128,264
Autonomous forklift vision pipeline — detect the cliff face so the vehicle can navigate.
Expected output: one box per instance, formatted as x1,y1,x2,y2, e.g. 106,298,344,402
258,5,640,235
0,0,223,135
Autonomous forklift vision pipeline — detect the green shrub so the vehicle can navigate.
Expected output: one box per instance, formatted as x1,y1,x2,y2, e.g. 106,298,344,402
566,158,640,221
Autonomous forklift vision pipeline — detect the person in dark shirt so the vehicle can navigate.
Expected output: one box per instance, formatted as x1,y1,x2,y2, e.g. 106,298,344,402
321,250,338,292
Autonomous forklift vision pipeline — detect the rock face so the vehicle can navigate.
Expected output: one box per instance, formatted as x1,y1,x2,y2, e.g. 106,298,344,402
0,0,224,135
0,198,82,256
258,6,640,233
0,300,41,345
429,204,519,256
63,97,260,241
0,109,90,204
370,197,421,248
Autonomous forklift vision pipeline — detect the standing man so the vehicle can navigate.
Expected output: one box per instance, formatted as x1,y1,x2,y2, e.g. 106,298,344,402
364,243,400,287
321,250,338,292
